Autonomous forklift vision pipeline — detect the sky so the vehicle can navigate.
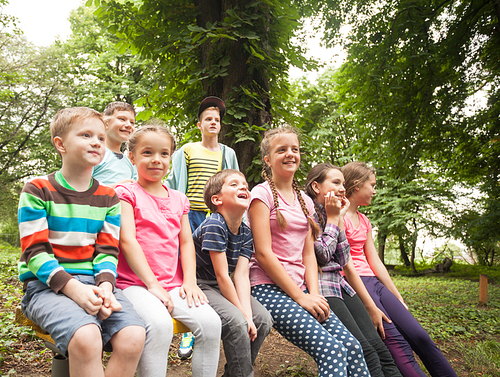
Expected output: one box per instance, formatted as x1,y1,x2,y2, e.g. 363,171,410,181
4,0,84,46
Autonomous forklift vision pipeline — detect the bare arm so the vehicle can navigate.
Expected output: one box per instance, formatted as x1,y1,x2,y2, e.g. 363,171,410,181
249,199,328,321
364,230,408,309
302,229,330,322
231,256,257,340
119,200,174,312
343,260,390,338
248,199,306,300
179,214,208,307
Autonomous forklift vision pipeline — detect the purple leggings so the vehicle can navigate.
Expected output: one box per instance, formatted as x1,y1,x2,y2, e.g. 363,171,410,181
361,276,457,377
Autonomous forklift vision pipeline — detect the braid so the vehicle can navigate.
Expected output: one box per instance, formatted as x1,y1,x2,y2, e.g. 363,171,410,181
263,169,288,231
293,179,320,240
314,201,326,230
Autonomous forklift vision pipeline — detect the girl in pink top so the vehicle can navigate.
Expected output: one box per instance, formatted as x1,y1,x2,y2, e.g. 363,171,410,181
248,126,370,377
115,125,221,377
343,161,457,377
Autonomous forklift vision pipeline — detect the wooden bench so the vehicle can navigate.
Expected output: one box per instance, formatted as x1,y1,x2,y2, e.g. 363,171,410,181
15,307,190,377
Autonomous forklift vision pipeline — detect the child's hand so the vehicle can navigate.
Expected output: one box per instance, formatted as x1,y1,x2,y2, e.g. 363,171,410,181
96,283,122,320
297,292,330,322
247,318,257,342
339,197,350,218
366,306,390,339
148,284,174,313
179,283,208,308
324,191,342,220
61,279,103,316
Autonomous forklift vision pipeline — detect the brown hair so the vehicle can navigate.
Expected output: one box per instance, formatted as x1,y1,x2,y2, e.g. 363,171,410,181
103,101,136,118
203,169,246,213
342,162,376,198
305,163,342,229
260,126,320,239
127,122,176,154
50,107,104,150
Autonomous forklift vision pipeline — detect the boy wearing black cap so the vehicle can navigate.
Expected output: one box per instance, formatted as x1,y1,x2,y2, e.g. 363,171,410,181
166,97,239,359
166,97,239,233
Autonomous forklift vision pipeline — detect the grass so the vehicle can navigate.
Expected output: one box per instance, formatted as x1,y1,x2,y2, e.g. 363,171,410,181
1,245,499,376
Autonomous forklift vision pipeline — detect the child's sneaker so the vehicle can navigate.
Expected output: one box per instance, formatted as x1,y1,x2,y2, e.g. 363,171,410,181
177,332,195,360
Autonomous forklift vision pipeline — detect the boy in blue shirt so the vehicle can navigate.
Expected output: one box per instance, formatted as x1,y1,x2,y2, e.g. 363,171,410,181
193,169,273,377
93,101,137,186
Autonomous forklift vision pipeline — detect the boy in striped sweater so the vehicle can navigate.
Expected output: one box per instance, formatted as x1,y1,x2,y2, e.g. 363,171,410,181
18,107,145,377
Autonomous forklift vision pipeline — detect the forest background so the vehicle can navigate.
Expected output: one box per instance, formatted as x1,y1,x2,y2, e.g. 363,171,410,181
0,0,499,271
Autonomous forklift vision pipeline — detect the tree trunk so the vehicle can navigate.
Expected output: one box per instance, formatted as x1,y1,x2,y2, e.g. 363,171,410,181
377,232,387,264
399,237,411,266
410,237,417,273
196,0,272,184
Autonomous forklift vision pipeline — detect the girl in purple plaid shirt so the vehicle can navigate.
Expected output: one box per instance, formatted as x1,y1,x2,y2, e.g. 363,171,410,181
305,163,401,377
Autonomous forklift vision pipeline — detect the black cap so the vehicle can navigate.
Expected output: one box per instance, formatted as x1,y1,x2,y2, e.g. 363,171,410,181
197,96,225,121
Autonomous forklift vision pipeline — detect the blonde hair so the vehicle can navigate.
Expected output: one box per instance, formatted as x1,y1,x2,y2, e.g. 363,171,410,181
305,163,342,230
50,107,104,150
127,123,176,154
203,169,246,213
260,126,320,239
342,162,376,198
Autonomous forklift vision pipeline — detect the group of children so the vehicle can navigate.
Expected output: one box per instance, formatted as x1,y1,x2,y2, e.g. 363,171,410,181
17,97,458,377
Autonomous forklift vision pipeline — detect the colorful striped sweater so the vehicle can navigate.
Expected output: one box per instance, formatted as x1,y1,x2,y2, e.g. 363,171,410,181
18,172,121,293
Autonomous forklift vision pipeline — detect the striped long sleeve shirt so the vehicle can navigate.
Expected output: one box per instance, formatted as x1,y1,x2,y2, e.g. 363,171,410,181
18,172,121,293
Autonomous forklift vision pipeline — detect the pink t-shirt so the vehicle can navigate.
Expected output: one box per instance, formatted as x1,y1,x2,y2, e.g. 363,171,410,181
115,182,188,290
249,181,315,290
343,211,375,277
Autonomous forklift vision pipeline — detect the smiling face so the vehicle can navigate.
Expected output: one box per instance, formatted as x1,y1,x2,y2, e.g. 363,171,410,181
356,173,376,205
129,131,173,183
212,173,251,212
55,117,106,169
197,108,221,138
311,168,345,206
105,110,136,150
264,132,300,179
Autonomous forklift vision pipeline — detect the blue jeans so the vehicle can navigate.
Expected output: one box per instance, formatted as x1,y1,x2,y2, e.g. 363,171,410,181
188,210,209,233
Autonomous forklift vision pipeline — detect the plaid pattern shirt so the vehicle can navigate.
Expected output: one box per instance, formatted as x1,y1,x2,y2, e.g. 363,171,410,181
313,201,356,299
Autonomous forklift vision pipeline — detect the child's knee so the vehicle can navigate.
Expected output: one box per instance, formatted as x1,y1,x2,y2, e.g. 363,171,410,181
68,324,103,359
112,325,145,356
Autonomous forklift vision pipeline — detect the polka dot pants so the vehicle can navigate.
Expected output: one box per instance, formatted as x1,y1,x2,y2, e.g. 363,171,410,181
252,284,370,377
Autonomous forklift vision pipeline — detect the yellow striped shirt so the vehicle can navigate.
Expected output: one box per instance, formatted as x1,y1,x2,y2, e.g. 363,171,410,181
184,143,222,211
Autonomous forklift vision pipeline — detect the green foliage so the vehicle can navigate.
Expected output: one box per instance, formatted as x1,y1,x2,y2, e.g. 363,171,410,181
0,245,33,361
457,340,500,376
394,275,500,340
88,0,320,178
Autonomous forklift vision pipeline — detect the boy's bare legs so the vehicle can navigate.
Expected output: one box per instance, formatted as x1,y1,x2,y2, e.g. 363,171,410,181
68,324,145,377
68,324,105,377
106,325,145,377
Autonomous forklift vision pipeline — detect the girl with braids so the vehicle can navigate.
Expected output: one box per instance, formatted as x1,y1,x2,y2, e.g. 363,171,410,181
305,163,402,377
342,162,457,377
248,126,370,377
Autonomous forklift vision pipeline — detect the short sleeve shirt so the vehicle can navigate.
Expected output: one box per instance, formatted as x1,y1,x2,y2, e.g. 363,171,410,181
343,211,375,277
248,181,315,290
115,182,189,290
92,148,137,185
194,212,253,281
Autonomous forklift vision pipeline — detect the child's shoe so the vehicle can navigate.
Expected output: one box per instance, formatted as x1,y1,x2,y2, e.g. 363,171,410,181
177,332,195,360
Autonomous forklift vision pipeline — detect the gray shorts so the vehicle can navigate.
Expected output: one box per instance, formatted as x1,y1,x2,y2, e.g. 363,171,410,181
21,275,145,355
